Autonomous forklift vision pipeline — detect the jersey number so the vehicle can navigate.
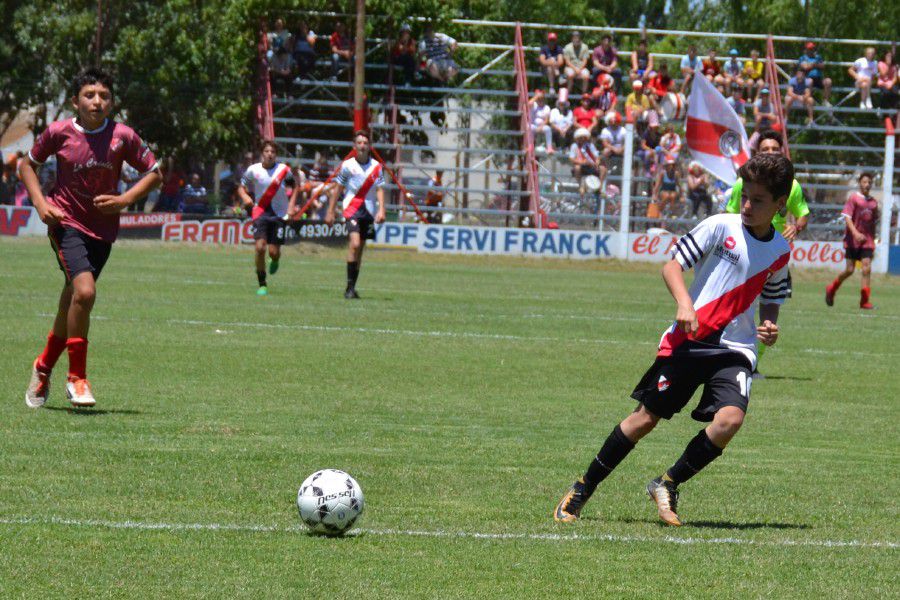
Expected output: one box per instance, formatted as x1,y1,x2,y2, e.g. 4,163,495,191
736,371,752,398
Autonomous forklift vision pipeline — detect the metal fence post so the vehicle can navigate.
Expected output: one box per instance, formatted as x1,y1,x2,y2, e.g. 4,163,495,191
875,118,895,274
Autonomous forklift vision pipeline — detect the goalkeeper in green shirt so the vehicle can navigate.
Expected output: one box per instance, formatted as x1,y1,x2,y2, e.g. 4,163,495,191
725,129,808,374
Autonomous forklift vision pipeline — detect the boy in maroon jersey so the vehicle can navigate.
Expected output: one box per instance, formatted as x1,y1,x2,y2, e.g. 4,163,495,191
825,173,879,309
20,68,161,408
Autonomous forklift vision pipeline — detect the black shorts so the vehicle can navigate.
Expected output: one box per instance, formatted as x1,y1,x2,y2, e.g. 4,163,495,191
810,76,825,89
845,247,874,261
631,351,752,422
346,212,376,240
48,226,112,282
253,215,287,245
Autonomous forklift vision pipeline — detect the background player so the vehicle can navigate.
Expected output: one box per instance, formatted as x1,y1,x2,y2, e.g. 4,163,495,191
555,153,793,527
238,140,301,296
324,131,386,299
825,172,879,309
21,67,160,408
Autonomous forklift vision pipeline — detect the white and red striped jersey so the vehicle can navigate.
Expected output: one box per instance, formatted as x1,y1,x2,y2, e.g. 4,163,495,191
336,157,385,218
659,213,791,369
241,162,294,217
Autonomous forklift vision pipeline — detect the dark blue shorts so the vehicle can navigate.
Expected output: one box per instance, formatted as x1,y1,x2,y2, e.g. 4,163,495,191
48,226,112,282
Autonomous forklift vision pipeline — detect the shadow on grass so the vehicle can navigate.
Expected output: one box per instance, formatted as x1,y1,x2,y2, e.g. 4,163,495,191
42,406,143,416
754,375,814,382
617,517,809,530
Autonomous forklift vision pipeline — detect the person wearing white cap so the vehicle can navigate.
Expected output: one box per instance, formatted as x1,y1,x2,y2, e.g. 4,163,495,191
625,80,659,126
549,94,575,148
569,127,603,196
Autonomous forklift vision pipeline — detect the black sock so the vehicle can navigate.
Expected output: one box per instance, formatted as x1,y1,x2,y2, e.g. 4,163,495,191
665,429,723,486
582,425,636,495
257,270,267,287
346,261,360,290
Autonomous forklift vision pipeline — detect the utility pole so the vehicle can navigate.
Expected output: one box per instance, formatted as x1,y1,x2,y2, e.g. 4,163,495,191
353,0,367,132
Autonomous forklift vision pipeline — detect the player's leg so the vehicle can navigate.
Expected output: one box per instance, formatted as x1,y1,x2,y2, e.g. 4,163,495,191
268,243,282,275
64,270,97,407
345,231,363,299
267,220,286,276
826,256,855,305
26,282,72,407
254,234,268,295
859,256,873,309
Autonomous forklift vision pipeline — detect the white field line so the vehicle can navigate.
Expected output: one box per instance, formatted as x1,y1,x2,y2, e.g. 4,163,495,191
0,516,895,550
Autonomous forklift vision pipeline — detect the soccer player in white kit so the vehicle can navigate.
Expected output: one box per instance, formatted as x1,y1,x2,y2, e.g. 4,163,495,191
238,140,301,295
325,131,386,299
555,153,794,527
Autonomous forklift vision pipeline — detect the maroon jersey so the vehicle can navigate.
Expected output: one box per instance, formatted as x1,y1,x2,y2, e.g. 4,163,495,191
841,192,878,250
29,118,158,243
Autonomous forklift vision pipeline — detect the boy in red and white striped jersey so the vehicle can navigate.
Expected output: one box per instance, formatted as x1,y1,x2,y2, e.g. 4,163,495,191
324,131,386,299
555,153,794,527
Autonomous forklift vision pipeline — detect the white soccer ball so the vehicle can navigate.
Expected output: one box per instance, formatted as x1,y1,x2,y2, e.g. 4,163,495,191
297,469,364,536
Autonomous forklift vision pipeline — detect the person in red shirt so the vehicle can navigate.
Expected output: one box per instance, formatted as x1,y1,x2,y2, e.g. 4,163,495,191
330,21,354,80
825,173,879,309
702,49,726,91
572,94,600,136
391,23,418,86
647,63,673,100
20,68,161,408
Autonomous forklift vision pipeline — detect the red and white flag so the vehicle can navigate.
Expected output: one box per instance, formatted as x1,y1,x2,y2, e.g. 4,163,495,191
685,73,749,185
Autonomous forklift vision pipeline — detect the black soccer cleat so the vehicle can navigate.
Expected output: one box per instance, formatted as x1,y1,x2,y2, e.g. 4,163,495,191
647,477,682,526
344,288,360,300
554,478,590,523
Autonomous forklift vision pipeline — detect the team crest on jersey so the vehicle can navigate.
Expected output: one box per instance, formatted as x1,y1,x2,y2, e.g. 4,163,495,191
657,375,670,392
110,137,123,152
724,236,736,250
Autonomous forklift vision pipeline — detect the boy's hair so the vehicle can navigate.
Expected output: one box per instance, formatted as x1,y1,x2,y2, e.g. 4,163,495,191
71,67,114,97
353,129,370,141
757,128,783,148
260,140,278,152
859,171,874,181
738,153,794,201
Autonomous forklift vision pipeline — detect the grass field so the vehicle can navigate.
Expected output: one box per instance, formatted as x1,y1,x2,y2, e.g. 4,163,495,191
1,237,897,598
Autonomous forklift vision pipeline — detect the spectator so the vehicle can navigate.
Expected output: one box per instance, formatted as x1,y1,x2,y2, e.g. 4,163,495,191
652,156,681,218
303,154,333,216
590,77,617,123
752,87,779,135
630,39,654,84
391,24,418,86
568,127,603,197
797,42,833,106
625,80,658,126
849,46,878,109
647,63,673,100
269,46,295,96
687,162,711,218
549,96,575,149
539,32,565,94
723,49,744,89
529,89,554,153
180,173,209,214
599,112,626,190
742,49,766,100
425,170,444,224
680,45,702,92
293,21,318,80
591,34,622,93
330,21,354,80
726,84,747,123
573,93,600,135
0,161,16,205
658,124,682,158
785,68,815,125
702,49,725,90
563,31,591,95
158,158,184,212
877,50,898,109
268,18,292,58
637,121,662,176
418,24,459,83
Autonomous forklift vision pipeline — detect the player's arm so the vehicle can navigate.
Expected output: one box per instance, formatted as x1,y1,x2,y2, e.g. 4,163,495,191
757,303,780,346
662,259,698,335
324,183,342,226
19,158,65,226
375,186,386,224
237,184,254,214
95,168,162,214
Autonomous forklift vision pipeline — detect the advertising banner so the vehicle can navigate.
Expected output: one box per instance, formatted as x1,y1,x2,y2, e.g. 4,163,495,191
0,206,47,237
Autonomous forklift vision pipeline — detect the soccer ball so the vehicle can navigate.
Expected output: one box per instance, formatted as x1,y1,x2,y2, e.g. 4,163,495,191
297,469,364,535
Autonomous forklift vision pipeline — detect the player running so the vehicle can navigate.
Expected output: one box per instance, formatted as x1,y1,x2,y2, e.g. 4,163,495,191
825,172,879,309
324,130,386,299
21,68,161,408
554,153,794,527
238,140,301,296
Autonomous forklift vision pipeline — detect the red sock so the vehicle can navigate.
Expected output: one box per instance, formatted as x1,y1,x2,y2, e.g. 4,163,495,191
828,277,843,294
36,332,67,373
861,286,871,304
66,338,89,380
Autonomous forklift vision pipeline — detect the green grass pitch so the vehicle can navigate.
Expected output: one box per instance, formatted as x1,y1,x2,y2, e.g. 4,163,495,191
1,237,897,598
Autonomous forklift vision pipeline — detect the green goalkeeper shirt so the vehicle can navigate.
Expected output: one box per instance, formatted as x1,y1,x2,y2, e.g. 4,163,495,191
726,178,809,233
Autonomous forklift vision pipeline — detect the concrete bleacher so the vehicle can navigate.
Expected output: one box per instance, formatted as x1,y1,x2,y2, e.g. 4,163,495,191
267,16,898,239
